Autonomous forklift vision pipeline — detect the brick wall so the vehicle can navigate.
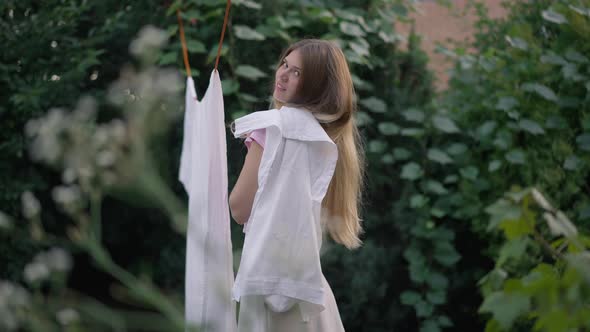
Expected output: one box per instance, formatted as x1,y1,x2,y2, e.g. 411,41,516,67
395,0,508,91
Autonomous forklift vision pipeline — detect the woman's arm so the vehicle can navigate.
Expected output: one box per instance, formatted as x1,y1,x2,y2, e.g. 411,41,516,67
229,140,263,224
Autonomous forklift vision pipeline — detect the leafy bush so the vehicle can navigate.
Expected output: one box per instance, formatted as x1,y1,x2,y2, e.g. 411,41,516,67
481,188,590,331
2,0,444,331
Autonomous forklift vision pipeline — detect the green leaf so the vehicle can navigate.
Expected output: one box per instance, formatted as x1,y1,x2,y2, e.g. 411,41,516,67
460,166,478,180
569,5,590,17
426,290,446,305
349,39,369,57
369,140,387,153
434,242,461,266
239,93,258,103
234,65,267,81
500,218,533,239
505,36,528,50
576,133,590,151
485,198,521,231
432,115,460,133
518,119,545,135
426,180,448,195
401,162,423,181
563,155,581,170
534,310,572,332
400,290,422,305
447,143,467,156
496,96,519,111
409,261,429,283
410,194,429,208
378,122,400,135
497,237,529,266
477,121,497,138
427,148,453,164
545,116,568,129
234,25,266,40
420,319,441,332
186,40,207,53
381,154,394,164
158,51,177,65
479,292,531,330
565,48,589,63
427,272,448,289
221,79,240,95
488,160,502,172
393,148,412,160
505,149,526,164
351,74,374,91
355,111,372,127
444,175,458,184
542,8,568,24
521,83,558,102
438,315,453,327
339,22,366,37
415,300,434,317
360,97,386,113
430,208,446,218
578,205,590,220
400,128,424,137
233,0,262,10
402,108,425,122
540,53,568,65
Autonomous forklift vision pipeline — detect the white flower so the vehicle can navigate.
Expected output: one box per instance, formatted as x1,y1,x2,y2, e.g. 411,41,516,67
21,191,41,219
23,262,50,284
43,248,73,272
96,150,116,167
0,282,30,331
52,185,81,210
56,308,79,325
154,69,182,95
108,119,127,143
62,168,77,184
129,25,168,57
73,96,97,122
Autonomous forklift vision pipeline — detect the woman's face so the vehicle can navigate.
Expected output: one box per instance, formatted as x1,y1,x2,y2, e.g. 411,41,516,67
273,49,303,104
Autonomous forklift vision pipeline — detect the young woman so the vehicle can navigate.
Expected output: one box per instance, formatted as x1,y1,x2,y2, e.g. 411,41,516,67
229,39,364,331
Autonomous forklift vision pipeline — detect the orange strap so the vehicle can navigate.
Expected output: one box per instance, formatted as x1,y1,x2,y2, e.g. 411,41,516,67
215,0,232,71
176,10,192,77
177,0,231,75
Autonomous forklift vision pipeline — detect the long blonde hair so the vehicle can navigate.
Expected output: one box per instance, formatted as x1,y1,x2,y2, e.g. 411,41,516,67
272,39,365,249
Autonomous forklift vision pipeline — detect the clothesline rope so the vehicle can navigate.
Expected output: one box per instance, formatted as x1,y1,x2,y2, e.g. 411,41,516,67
215,0,232,71
176,0,232,76
176,10,192,77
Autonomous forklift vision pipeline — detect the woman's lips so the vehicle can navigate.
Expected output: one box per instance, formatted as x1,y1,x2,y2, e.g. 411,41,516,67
276,83,286,91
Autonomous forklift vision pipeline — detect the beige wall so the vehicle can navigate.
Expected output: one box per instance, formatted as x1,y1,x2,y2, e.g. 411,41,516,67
395,0,508,91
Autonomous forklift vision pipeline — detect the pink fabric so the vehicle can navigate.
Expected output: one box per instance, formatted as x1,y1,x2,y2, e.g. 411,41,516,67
244,129,266,149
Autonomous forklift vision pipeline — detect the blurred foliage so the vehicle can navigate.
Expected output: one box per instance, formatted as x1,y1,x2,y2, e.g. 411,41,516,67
1,0,444,331
439,0,590,331
480,188,590,331
6,0,589,331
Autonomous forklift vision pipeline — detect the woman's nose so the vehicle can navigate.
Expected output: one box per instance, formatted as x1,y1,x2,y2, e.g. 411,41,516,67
279,69,288,81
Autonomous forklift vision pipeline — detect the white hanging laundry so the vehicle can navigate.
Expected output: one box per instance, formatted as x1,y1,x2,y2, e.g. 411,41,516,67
179,70,237,332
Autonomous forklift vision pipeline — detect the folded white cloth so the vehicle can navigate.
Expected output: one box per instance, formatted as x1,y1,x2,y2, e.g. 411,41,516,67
231,107,339,323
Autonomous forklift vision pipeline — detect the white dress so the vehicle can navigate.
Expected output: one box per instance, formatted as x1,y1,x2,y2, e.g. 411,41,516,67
232,107,345,332
237,277,344,332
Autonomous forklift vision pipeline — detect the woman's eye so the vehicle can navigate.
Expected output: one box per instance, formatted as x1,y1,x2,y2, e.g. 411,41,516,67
294,71,300,77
